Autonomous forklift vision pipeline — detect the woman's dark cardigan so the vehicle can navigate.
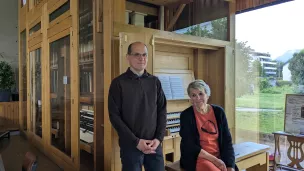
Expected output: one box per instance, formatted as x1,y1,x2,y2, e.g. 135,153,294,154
179,104,238,171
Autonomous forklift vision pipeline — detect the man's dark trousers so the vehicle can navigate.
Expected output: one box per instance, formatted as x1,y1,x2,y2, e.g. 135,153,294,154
120,145,165,171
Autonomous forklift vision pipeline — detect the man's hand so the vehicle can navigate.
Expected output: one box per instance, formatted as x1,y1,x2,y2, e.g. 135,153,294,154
149,139,160,151
137,139,155,154
227,168,235,171
212,158,227,171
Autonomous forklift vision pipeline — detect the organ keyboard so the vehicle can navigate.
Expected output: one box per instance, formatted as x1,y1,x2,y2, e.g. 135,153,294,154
80,109,94,143
166,112,181,136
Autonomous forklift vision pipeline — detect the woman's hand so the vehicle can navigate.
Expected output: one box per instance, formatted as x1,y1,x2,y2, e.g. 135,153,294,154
212,158,227,171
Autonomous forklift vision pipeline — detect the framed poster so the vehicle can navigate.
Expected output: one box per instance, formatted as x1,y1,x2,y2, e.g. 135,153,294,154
284,94,304,134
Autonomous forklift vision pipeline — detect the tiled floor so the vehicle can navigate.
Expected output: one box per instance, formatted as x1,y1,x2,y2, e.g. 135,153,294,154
0,132,61,171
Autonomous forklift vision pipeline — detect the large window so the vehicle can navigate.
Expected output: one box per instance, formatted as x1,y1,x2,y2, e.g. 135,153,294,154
175,17,228,41
50,36,71,156
30,48,42,138
235,1,304,167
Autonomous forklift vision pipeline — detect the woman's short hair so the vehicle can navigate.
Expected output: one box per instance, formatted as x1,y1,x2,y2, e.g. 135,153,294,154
187,80,211,97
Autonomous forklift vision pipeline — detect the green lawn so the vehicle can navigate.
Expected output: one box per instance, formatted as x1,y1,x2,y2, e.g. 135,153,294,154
236,111,284,134
236,85,293,110
235,85,293,134
236,93,286,109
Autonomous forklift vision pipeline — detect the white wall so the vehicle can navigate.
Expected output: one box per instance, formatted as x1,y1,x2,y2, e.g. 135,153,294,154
283,63,291,81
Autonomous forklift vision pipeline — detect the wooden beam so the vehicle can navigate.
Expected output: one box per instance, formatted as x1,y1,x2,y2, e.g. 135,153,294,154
165,7,169,30
228,1,236,42
166,4,186,31
93,0,104,170
126,1,158,16
114,0,126,23
167,0,193,8
70,0,80,168
103,0,113,170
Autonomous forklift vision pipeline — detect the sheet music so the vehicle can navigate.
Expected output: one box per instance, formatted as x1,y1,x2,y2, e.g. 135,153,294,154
285,95,304,134
158,75,172,100
158,75,185,100
170,76,185,99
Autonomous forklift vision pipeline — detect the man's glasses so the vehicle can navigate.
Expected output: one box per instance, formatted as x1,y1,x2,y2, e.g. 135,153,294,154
129,53,148,58
201,120,217,135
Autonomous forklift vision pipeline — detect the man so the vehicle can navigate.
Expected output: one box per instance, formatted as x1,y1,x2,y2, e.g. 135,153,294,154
108,41,167,171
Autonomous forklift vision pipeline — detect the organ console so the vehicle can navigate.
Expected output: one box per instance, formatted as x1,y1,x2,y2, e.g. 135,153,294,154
166,111,181,136
80,109,94,153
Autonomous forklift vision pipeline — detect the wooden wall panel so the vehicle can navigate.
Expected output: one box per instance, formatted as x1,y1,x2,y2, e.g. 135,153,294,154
28,33,43,48
47,16,72,38
236,0,281,12
205,49,225,109
48,0,69,13
27,6,42,28
19,6,27,31
0,102,19,129
154,51,192,70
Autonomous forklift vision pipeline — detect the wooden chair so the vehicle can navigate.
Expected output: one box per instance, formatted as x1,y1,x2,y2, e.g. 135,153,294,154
22,152,37,171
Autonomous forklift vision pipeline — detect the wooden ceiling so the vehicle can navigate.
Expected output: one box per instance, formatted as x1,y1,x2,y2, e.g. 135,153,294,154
139,0,192,6
137,0,288,12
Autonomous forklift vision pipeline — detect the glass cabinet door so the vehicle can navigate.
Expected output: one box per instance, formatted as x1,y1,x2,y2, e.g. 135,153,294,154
50,36,71,156
30,48,42,137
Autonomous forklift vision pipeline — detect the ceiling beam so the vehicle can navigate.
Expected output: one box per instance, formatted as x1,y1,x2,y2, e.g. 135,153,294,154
167,0,193,8
126,1,158,16
166,4,186,31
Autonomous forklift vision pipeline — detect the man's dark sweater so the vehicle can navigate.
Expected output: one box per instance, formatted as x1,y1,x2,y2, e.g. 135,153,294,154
108,68,167,148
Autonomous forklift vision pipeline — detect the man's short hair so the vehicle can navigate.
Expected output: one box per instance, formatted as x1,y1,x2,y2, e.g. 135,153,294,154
127,42,148,55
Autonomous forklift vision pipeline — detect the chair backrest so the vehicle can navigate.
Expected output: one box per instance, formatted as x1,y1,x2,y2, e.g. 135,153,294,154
22,152,37,171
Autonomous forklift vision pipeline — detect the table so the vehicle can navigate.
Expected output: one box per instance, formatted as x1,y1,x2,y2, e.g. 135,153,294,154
273,131,304,170
165,142,270,171
234,142,270,171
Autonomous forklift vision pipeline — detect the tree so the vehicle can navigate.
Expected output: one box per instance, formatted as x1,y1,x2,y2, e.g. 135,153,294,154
184,18,227,41
235,41,255,96
251,60,263,77
288,49,304,85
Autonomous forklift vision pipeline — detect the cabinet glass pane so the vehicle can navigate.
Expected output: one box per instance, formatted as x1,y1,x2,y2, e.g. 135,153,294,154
50,36,71,156
30,48,42,138
79,0,94,169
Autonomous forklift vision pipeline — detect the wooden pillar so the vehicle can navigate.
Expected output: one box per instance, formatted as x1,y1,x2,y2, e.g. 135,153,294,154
103,0,125,170
227,1,236,143
103,0,113,170
94,0,105,170
70,0,80,167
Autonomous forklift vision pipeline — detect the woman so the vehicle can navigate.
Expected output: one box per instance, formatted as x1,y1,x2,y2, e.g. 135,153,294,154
179,80,238,171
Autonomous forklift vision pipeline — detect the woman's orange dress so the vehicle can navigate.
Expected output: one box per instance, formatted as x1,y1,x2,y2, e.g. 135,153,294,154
194,106,221,171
